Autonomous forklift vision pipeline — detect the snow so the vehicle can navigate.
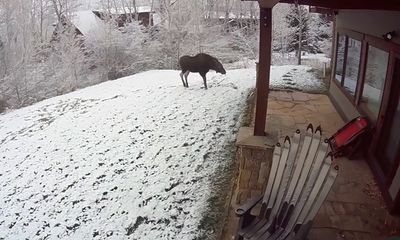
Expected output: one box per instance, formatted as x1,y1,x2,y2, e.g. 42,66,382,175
94,6,153,14
71,11,105,36
0,66,325,239
0,69,253,239
360,83,384,118
343,77,357,96
272,53,331,67
152,13,162,26
205,11,257,19
270,65,327,93
301,53,331,63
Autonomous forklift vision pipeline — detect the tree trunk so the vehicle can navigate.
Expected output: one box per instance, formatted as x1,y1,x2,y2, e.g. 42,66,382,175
297,29,302,65
297,5,302,65
40,0,44,43
51,0,62,22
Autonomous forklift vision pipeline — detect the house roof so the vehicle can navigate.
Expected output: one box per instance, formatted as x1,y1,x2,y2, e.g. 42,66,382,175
244,0,400,11
93,6,154,14
206,11,258,19
71,10,105,36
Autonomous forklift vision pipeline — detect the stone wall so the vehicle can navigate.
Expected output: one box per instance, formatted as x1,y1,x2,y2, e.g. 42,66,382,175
235,127,276,204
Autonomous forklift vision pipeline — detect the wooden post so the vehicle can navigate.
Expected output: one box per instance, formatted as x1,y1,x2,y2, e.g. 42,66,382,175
254,7,272,136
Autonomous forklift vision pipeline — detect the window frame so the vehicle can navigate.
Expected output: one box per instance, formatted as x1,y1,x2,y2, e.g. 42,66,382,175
333,29,400,214
333,29,363,103
358,43,390,122
332,29,399,123
334,33,347,86
343,37,362,98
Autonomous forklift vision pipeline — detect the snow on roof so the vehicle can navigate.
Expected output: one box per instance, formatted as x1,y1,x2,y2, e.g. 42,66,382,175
71,10,105,36
206,11,258,19
136,6,152,13
94,6,153,14
152,13,161,25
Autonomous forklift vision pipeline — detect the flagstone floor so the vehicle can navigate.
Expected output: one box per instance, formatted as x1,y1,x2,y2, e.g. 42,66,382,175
221,90,400,240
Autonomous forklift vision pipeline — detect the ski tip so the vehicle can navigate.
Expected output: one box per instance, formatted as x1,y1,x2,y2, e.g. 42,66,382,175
307,123,313,131
284,136,291,144
315,125,322,134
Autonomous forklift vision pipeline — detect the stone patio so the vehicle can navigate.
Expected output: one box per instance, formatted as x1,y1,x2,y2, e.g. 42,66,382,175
221,90,400,240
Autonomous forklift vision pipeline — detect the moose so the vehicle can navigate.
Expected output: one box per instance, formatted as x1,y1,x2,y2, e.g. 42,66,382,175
179,53,226,89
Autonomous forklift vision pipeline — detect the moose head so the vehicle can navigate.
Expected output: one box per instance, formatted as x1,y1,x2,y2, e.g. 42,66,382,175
211,58,226,75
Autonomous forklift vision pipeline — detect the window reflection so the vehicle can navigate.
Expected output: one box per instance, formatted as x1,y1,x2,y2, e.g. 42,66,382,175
383,102,400,173
343,38,361,97
361,46,389,120
335,35,346,83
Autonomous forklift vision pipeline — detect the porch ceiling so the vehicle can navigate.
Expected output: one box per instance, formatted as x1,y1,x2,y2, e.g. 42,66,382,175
244,0,400,11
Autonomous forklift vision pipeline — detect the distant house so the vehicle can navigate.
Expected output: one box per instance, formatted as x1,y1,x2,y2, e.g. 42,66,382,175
93,6,158,28
51,11,105,42
70,10,106,37
53,6,157,40
205,11,258,33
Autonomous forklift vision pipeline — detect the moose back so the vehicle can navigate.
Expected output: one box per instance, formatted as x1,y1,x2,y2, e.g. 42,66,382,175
179,53,226,89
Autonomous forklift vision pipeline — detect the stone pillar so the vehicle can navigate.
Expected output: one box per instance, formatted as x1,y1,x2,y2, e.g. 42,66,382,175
235,127,276,204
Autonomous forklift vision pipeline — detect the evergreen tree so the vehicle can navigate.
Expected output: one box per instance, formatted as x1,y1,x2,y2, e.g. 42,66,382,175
286,4,310,65
309,13,333,56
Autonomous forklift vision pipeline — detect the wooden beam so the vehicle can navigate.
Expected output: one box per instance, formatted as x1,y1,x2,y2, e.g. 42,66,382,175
254,7,272,136
279,0,400,11
242,0,400,11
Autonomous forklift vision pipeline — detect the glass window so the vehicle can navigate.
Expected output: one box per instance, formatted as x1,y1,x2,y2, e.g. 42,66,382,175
343,38,361,97
335,35,346,83
377,59,400,175
360,46,389,120
382,101,400,174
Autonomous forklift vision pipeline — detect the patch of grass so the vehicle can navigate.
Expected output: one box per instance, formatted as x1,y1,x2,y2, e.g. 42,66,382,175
196,89,254,240
126,216,148,236
242,89,256,127
0,99,7,113
196,143,238,240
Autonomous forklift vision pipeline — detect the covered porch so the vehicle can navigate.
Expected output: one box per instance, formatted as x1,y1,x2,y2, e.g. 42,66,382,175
245,0,400,137
223,0,400,239
222,90,400,239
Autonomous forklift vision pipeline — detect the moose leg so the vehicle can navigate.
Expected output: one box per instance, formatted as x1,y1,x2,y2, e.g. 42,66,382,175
200,72,208,90
184,71,190,88
180,71,186,87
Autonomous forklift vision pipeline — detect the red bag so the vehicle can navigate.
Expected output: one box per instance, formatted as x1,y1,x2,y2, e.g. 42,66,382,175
329,116,369,158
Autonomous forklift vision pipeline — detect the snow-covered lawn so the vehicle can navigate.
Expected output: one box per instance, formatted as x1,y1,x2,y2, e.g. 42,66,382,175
0,69,253,239
0,66,325,239
270,65,327,93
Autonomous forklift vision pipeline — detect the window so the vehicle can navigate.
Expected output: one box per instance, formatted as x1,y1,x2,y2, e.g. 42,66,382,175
343,38,361,97
335,35,346,83
382,101,400,173
360,46,389,120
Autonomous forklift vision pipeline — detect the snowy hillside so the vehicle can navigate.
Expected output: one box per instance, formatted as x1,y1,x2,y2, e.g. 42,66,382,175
0,69,254,239
0,67,324,239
